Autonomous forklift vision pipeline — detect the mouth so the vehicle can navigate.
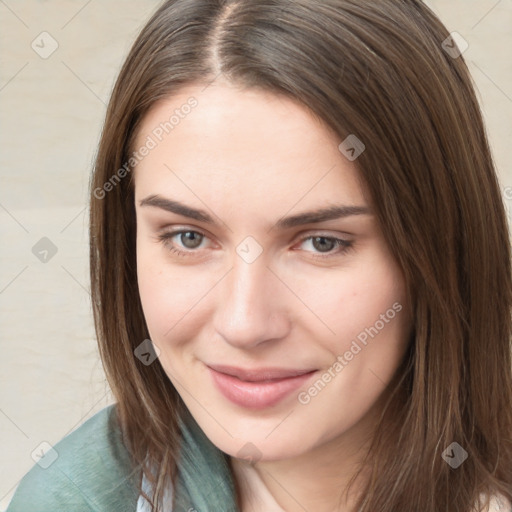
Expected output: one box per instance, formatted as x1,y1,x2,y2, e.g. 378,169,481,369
207,364,317,409
207,364,316,381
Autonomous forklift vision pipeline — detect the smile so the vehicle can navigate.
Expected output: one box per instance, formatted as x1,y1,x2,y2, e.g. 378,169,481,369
207,364,317,409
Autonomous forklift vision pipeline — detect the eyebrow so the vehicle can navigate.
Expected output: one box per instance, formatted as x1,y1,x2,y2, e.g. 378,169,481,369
139,194,371,230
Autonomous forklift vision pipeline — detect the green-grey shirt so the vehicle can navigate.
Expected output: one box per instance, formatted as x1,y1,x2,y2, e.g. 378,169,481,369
7,405,510,511
6,404,237,511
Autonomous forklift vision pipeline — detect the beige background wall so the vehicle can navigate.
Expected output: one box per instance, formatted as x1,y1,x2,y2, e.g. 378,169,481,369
1,0,511,508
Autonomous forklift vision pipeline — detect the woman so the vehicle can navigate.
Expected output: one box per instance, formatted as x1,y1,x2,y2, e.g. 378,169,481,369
7,0,512,511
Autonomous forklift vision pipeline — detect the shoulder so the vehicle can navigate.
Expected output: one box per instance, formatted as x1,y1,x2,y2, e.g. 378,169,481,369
477,492,512,512
6,404,141,512
491,493,512,512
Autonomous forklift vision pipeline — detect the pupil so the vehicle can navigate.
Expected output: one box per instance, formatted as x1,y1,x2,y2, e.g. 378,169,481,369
181,232,202,249
313,237,334,252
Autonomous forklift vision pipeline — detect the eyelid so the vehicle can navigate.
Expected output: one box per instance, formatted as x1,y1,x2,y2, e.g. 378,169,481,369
295,228,353,239
157,225,211,241
157,226,352,242
292,228,353,245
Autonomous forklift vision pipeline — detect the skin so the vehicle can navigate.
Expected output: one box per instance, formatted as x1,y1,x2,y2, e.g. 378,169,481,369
133,81,412,511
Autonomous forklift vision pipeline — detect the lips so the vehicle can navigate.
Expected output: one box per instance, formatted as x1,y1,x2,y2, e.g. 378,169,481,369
207,364,317,409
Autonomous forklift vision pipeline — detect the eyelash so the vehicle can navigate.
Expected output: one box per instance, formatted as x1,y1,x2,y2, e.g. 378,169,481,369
156,229,354,260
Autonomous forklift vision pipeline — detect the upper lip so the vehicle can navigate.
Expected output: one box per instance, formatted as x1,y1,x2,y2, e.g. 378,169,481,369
207,364,316,382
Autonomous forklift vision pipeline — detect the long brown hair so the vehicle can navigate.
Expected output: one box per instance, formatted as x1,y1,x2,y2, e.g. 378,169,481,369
89,1,512,510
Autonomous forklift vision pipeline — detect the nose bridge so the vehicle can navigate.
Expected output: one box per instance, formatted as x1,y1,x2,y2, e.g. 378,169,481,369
225,254,271,321
213,251,288,347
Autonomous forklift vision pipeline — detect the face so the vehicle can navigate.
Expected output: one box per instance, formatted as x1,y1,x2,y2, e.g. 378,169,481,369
133,81,411,462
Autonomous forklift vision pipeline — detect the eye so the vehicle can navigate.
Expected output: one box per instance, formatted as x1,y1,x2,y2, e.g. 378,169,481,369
155,230,353,260
157,229,210,256
297,235,353,258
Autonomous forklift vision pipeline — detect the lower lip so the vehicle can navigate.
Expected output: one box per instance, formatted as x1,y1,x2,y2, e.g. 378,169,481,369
208,367,316,409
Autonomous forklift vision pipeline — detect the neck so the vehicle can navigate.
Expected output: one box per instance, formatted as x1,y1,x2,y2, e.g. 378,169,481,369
230,409,377,512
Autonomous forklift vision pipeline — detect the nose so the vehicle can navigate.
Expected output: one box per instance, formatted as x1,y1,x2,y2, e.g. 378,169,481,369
212,254,291,350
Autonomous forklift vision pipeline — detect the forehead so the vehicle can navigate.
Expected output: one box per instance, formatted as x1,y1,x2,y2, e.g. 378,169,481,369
132,83,366,211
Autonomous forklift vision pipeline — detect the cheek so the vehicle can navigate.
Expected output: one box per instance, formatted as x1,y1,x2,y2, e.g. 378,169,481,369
136,243,209,343
326,259,410,392
340,269,406,350
293,262,409,436
286,252,407,354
